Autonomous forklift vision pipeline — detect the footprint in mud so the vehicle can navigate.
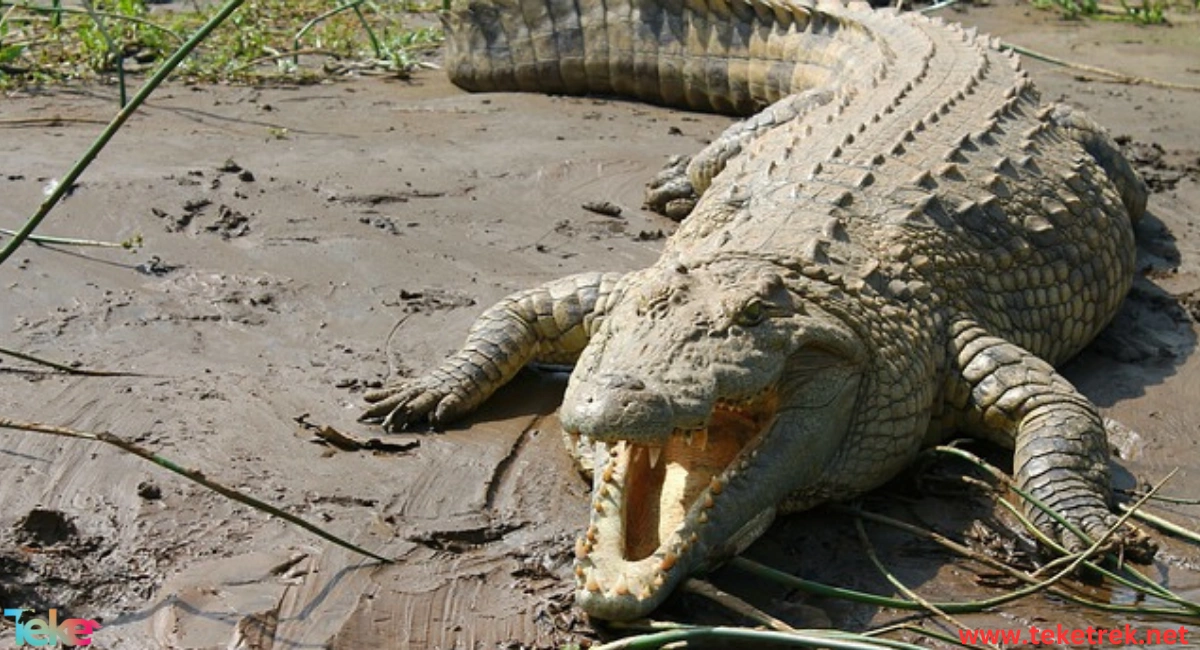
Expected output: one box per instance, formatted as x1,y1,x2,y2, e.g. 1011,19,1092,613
204,204,251,239
14,508,78,548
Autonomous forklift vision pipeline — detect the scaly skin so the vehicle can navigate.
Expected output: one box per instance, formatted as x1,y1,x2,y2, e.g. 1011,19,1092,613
362,0,1151,621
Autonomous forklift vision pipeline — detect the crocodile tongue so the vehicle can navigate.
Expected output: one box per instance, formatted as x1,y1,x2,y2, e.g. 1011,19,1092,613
625,415,751,560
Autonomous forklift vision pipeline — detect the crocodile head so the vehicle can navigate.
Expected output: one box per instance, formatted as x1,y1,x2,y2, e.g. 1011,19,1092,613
560,260,866,620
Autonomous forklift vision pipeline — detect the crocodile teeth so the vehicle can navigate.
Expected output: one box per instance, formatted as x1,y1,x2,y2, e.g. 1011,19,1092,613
647,446,662,469
693,429,708,452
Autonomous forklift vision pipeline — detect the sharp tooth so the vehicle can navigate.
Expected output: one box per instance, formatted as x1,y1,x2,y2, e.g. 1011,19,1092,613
660,552,677,571
586,525,598,542
698,511,709,524
575,565,585,578
693,429,708,452
648,446,662,469
710,478,724,495
684,430,693,447
653,573,665,587
632,446,643,465
613,574,630,596
638,584,653,601
586,576,601,592
575,537,590,559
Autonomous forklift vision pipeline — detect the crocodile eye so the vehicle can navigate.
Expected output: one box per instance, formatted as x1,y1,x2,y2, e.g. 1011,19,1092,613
735,299,766,327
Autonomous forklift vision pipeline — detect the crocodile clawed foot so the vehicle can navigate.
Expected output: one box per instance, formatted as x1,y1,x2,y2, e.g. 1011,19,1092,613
360,381,456,432
1043,511,1158,566
644,154,698,222
1106,523,1158,564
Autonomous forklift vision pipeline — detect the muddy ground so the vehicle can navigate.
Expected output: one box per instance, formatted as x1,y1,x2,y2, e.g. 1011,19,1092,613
2,1,1199,648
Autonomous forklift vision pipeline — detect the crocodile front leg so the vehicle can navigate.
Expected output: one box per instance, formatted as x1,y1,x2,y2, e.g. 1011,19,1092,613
947,323,1148,554
361,271,623,431
645,89,837,221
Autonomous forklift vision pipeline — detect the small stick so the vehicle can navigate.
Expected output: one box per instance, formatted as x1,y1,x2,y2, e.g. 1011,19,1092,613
0,344,143,377
0,418,394,564
0,117,110,126
1002,43,1200,93
682,578,796,632
0,228,135,248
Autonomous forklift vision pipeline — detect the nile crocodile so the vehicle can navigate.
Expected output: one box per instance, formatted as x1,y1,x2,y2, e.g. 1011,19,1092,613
361,0,1151,621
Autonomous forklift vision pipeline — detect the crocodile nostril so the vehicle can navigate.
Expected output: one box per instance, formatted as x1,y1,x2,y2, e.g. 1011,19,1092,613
599,373,645,391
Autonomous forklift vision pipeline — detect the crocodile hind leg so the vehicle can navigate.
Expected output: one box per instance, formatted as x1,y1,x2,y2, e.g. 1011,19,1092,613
1046,103,1148,222
361,271,623,431
946,324,1152,556
645,89,836,221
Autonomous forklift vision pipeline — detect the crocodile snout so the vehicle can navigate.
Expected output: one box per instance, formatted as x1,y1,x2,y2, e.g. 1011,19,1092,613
561,373,674,442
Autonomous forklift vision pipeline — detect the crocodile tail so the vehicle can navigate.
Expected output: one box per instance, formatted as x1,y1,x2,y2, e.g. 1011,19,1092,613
444,0,852,115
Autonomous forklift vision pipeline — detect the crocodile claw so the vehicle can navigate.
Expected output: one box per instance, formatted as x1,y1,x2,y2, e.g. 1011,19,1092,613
644,154,698,222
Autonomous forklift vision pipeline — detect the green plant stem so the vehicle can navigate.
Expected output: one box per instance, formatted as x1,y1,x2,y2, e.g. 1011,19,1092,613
0,418,393,564
853,517,986,649
349,2,381,58
78,0,125,106
293,0,369,64
845,506,1198,619
731,556,1005,613
1119,504,1200,546
0,2,184,44
0,0,245,268
732,506,1161,619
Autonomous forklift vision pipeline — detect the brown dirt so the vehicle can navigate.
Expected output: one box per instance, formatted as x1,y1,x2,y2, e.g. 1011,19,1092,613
2,2,1199,647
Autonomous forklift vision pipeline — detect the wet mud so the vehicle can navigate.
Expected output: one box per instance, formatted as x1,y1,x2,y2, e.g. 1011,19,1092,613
2,1,1199,647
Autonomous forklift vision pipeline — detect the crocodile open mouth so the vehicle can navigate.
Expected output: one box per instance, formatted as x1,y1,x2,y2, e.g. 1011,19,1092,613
572,387,779,612
622,390,779,561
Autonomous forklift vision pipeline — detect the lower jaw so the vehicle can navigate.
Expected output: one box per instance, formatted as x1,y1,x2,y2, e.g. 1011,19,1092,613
574,561,682,621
